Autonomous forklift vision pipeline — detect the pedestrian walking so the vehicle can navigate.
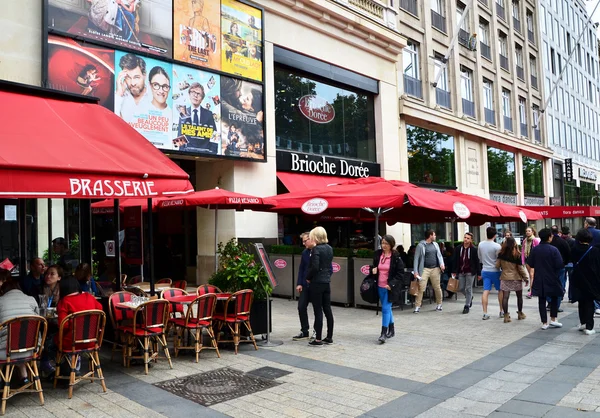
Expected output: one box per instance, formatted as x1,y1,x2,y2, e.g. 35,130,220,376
561,226,576,303
412,230,445,313
548,225,570,312
570,228,600,335
583,218,600,315
370,235,405,343
496,237,528,323
293,232,314,341
478,227,503,320
523,226,540,299
527,228,564,330
306,227,334,346
451,232,481,314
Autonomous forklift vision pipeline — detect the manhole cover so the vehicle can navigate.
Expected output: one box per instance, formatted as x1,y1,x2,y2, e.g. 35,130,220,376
246,366,292,380
154,367,281,406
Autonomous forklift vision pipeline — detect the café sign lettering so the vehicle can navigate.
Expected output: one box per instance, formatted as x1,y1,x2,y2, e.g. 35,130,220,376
70,179,157,197
489,193,517,205
298,95,335,124
276,151,380,178
579,167,598,182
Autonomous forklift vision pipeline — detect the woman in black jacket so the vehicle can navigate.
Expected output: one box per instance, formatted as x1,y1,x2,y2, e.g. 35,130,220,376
306,226,334,346
571,228,600,335
371,235,405,343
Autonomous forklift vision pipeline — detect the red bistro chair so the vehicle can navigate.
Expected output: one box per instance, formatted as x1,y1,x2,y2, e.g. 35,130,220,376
108,291,135,364
0,315,47,415
54,310,107,399
171,294,220,362
122,299,173,375
214,290,258,354
161,288,189,327
172,280,187,290
127,275,143,285
196,285,222,296
156,278,172,286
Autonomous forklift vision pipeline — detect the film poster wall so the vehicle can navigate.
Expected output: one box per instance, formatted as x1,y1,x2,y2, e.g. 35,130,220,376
47,0,264,160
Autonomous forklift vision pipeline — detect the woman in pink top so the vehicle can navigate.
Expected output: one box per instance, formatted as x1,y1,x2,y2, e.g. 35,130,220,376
370,235,405,344
522,226,540,298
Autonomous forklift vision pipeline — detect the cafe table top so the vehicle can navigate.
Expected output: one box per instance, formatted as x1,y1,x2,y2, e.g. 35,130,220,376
127,283,172,292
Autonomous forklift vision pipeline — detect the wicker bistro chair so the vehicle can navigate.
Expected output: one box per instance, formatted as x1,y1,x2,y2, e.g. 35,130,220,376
0,315,47,415
54,310,107,399
120,274,128,288
156,278,172,286
127,275,143,285
172,280,187,290
108,291,135,364
161,289,189,335
196,285,222,296
170,294,220,362
214,290,258,354
122,299,173,375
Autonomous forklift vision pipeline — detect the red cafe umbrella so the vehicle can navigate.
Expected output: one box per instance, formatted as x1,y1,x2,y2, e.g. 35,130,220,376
158,188,276,271
445,190,543,223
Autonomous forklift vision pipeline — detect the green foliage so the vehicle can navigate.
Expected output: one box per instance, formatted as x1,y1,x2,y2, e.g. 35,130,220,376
487,148,516,192
269,245,299,255
332,247,353,257
522,156,543,195
355,248,374,259
407,125,456,186
209,239,272,300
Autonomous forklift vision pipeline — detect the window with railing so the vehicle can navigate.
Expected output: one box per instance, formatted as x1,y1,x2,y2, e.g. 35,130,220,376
499,34,509,70
483,79,495,124
530,55,538,89
496,0,505,20
403,40,422,98
518,97,527,137
400,0,419,16
479,0,488,7
460,66,474,117
456,1,470,47
515,45,524,80
432,10,447,32
434,57,451,109
526,11,535,44
502,89,512,132
512,1,521,33
479,19,491,60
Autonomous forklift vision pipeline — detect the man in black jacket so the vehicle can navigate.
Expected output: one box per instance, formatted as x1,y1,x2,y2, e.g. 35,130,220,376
452,232,481,314
293,233,314,341
549,225,571,311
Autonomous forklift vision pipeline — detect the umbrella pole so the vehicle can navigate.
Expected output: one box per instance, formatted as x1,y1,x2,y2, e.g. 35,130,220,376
374,209,381,251
148,198,155,297
214,205,219,273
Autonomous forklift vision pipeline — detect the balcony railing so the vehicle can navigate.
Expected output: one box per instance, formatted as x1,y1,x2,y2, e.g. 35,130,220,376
334,0,399,30
479,0,488,7
431,10,447,33
528,29,535,44
436,88,451,109
485,108,496,124
520,123,528,137
481,42,492,60
500,54,509,70
497,3,505,20
504,116,513,132
516,65,524,80
531,75,538,89
462,98,476,117
399,0,418,16
534,128,541,142
403,74,423,99
514,18,521,33
458,29,470,47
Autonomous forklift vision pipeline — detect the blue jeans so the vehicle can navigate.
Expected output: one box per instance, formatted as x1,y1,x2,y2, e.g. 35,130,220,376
547,268,566,309
378,287,394,327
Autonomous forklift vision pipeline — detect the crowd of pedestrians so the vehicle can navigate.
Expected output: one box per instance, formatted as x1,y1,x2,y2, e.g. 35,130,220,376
292,217,600,345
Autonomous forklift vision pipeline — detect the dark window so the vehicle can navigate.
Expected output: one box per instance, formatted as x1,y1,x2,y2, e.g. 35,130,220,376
522,156,544,195
487,147,516,193
407,125,455,187
564,180,577,206
579,181,599,205
274,67,376,161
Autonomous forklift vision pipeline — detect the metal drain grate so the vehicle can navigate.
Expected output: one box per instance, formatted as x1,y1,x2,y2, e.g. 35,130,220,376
154,367,281,406
246,366,292,380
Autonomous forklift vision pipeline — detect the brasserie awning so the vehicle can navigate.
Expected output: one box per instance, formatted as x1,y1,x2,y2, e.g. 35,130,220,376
0,81,193,199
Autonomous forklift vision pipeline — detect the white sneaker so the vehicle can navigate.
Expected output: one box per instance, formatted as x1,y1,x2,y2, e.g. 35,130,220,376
435,304,443,312
595,309,600,317
579,324,587,331
482,313,490,320
549,321,563,328
413,307,420,313
584,329,596,335
541,324,549,330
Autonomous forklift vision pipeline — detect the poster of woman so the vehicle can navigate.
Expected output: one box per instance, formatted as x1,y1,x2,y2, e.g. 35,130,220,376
221,0,262,81
173,0,221,71
220,76,264,160
171,64,222,155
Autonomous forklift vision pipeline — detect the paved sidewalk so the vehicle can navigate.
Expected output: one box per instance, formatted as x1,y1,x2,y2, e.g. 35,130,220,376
4,289,600,417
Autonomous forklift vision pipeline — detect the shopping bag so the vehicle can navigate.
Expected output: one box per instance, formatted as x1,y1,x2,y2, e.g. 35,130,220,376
447,276,459,293
409,279,419,296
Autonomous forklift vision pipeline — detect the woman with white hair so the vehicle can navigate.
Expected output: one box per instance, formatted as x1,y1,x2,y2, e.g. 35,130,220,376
306,227,334,346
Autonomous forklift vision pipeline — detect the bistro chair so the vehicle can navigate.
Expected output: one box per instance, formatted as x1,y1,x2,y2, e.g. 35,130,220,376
122,299,173,375
127,275,143,285
172,280,187,290
0,315,47,415
124,286,147,297
156,278,172,286
120,274,128,287
171,294,220,362
214,289,258,354
108,291,135,364
54,310,107,399
196,284,222,296
161,288,189,323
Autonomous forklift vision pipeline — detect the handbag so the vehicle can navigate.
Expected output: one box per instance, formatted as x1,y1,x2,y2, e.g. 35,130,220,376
447,276,459,293
409,279,419,296
360,274,379,304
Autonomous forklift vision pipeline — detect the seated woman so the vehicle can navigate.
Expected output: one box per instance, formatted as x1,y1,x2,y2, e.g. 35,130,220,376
42,265,63,308
74,263,98,296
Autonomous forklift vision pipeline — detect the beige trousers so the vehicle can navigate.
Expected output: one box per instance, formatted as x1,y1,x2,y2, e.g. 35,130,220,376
415,267,443,307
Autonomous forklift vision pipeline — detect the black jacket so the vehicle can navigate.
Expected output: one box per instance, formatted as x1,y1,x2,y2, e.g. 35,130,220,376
550,233,571,265
370,250,405,286
528,242,564,297
570,242,600,301
306,244,333,284
451,244,481,276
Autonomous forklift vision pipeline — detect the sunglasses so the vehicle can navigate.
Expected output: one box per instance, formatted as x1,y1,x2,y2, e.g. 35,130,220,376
302,240,309,244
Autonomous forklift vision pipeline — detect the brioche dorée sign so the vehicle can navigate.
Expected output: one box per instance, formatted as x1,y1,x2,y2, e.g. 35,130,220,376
276,151,381,178
298,95,335,124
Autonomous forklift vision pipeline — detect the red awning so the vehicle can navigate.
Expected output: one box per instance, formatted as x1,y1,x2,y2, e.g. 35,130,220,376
524,206,600,219
0,83,193,199
277,172,352,192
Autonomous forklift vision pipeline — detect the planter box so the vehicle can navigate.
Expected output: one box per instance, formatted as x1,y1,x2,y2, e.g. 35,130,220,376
249,299,272,336
269,254,294,299
353,258,377,307
330,257,352,305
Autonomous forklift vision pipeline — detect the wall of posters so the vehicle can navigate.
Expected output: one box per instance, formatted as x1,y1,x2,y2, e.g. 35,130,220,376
114,51,173,148
221,0,262,81
47,35,115,109
48,0,172,57
173,0,221,70
172,64,221,154
221,76,264,159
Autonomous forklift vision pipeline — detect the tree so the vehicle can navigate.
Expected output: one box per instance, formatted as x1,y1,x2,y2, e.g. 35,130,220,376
407,125,456,186
487,149,516,192
522,156,542,195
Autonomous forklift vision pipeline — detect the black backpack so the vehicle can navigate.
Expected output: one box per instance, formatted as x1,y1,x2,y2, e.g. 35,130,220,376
360,275,379,304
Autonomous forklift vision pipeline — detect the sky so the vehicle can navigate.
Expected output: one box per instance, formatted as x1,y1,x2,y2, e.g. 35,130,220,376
587,0,600,29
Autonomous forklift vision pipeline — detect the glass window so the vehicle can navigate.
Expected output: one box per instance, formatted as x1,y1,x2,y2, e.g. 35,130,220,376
403,40,420,80
515,45,523,67
407,125,455,187
523,157,543,195
518,97,526,124
502,89,511,117
274,67,375,161
512,1,520,20
483,79,493,108
527,11,534,32
432,0,444,15
540,5,546,34
434,56,448,91
530,55,537,76
580,181,598,206
487,147,516,192
479,19,490,45
456,2,469,31
498,34,508,56
460,67,473,101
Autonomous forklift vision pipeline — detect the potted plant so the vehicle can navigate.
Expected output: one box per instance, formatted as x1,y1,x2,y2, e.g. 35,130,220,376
209,239,273,335
268,244,302,299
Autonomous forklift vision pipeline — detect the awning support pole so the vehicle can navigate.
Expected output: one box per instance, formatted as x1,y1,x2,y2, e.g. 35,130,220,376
148,198,155,297
215,205,219,273
18,200,27,279
114,199,121,291
47,199,53,263
79,199,92,266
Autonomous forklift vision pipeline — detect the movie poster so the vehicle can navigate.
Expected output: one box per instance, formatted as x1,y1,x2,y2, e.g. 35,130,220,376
221,0,263,81
171,64,221,154
48,0,172,57
220,76,264,159
114,51,173,149
173,0,221,70
47,35,115,109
